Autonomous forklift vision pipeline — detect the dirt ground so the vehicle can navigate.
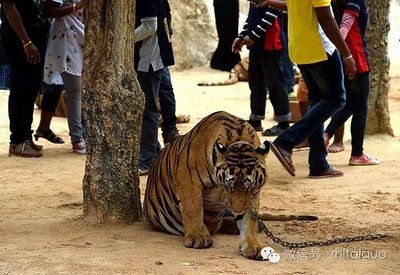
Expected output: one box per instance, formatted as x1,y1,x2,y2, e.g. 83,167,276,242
0,68,400,274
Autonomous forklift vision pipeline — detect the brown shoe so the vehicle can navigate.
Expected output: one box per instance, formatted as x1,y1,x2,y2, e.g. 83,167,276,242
308,166,343,179
9,141,43,158
28,140,43,151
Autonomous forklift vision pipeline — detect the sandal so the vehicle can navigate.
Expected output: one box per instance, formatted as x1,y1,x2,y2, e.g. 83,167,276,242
34,128,65,144
262,125,286,137
269,141,296,177
308,166,343,179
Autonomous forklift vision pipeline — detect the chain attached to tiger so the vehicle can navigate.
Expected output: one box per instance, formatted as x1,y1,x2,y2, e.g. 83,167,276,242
251,211,389,250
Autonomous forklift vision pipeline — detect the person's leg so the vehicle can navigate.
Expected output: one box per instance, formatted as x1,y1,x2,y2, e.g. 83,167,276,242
60,72,85,149
138,69,162,172
36,84,65,143
159,67,179,144
325,77,353,153
281,14,295,95
273,51,346,176
261,51,291,136
347,72,379,165
248,50,266,132
4,42,43,157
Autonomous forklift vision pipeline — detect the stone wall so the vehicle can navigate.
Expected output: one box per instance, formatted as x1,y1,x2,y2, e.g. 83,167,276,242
169,0,250,70
169,0,216,70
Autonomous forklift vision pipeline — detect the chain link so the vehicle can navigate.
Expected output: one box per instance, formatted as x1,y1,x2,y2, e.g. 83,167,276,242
252,211,388,249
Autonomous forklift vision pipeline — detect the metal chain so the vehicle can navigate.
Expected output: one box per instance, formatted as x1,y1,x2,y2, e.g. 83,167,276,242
252,211,388,249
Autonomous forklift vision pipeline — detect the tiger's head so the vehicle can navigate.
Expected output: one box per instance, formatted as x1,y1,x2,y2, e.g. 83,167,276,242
214,140,270,216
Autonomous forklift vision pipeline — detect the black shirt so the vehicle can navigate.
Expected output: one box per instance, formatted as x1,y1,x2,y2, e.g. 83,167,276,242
0,0,49,45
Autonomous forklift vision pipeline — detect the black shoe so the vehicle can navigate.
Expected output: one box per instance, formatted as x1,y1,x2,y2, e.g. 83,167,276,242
246,120,263,132
262,125,286,137
163,129,180,144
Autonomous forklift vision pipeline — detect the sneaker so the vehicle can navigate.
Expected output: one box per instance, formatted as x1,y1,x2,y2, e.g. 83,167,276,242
28,139,43,151
72,138,86,155
163,129,180,144
9,140,43,158
262,125,286,137
246,120,263,132
349,153,380,166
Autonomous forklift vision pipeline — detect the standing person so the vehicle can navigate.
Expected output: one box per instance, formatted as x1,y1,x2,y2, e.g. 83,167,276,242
232,4,291,136
1,0,49,157
135,0,174,175
257,0,357,178
325,0,380,165
159,67,180,145
36,0,87,154
211,0,241,71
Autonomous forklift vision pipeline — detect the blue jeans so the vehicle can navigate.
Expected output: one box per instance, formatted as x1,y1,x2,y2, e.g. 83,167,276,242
274,51,346,175
249,50,291,122
325,72,370,156
159,67,178,135
137,69,162,170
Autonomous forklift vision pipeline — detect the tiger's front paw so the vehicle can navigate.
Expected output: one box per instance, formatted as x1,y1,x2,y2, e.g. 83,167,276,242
184,233,213,249
239,240,263,260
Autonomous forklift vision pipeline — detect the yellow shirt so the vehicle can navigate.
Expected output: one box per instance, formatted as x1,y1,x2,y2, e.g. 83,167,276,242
287,0,332,65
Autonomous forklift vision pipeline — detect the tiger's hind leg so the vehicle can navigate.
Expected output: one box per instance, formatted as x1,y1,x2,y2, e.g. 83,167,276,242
218,217,240,235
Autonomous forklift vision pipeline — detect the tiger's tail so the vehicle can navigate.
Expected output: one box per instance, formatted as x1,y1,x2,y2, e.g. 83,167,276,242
258,213,319,221
197,72,240,86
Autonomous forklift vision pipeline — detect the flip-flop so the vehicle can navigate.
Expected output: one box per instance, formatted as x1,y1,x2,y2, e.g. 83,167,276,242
308,166,344,179
269,141,296,177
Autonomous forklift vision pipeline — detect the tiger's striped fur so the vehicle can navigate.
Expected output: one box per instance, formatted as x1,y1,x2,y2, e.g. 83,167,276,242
144,111,317,259
144,111,270,259
197,58,249,87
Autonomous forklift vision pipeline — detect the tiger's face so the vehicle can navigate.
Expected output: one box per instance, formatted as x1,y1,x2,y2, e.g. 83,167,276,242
214,141,270,216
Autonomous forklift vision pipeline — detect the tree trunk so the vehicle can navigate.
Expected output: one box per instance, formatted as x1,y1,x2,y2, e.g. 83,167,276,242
365,0,394,135
82,1,145,223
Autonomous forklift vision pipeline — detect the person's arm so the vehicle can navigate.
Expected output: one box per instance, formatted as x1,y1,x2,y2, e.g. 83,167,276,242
239,7,281,50
133,17,157,43
248,8,280,41
339,12,356,40
45,0,87,19
315,6,356,79
1,0,40,64
232,16,250,53
256,0,287,11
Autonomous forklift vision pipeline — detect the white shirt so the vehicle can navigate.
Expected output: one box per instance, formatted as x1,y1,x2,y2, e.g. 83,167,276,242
318,7,336,56
43,0,85,85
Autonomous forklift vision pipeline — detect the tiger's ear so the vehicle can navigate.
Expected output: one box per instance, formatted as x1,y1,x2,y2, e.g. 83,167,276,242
214,140,227,155
256,141,270,155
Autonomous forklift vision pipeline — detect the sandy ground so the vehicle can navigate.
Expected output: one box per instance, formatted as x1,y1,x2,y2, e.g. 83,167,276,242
0,68,400,274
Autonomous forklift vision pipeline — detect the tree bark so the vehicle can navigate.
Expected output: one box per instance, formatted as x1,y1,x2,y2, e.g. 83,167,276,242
82,0,145,223
365,0,394,135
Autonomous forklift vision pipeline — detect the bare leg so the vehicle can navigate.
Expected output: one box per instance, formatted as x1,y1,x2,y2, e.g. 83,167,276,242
328,125,345,153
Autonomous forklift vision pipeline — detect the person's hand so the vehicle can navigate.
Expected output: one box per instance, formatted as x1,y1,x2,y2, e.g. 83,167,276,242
256,0,271,8
24,43,41,64
343,56,357,80
232,37,243,53
76,0,87,10
241,36,255,48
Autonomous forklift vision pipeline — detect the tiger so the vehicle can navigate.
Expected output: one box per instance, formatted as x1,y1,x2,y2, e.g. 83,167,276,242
197,57,302,87
144,111,317,259
197,58,249,86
